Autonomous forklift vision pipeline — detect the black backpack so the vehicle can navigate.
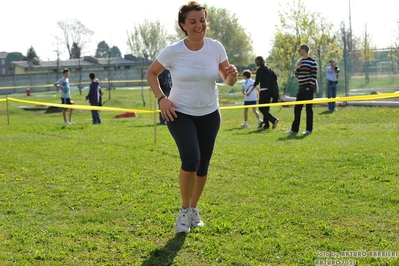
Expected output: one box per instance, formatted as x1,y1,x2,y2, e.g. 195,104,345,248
265,66,279,103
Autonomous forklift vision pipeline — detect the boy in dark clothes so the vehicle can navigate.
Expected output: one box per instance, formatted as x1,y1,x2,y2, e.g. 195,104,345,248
85,73,102,124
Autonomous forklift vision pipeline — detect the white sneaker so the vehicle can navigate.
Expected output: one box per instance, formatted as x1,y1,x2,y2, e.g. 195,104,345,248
284,130,298,134
175,208,191,233
240,123,248,128
69,121,75,124
302,130,312,135
191,207,204,228
64,121,72,125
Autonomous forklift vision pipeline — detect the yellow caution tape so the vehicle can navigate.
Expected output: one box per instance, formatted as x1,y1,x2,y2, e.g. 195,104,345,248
3,93,399,114
219,93,399,110
7,97,154,114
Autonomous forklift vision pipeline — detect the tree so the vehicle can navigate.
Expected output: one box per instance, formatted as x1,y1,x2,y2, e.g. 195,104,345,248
76,57,84,95
384,5,399,80
95,41,122,58
127,19,176,60
23,45,39,61
127,19,176,106
70,42,81,59
358,32,375,84
110,46,122,58
390,20,399,80
267,0,341,97
56,19,94,59
95,41,110,58
204,5,254,67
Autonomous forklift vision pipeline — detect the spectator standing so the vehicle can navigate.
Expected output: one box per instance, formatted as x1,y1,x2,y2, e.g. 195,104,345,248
54,68,74,125
326,60,339,112
285,44,318,135
85,73,102,124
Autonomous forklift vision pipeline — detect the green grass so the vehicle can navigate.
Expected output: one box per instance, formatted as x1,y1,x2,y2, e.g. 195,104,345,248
1,89,399,266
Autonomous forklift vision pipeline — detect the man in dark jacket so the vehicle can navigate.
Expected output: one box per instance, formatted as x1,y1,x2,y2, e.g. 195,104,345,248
85,73,102,124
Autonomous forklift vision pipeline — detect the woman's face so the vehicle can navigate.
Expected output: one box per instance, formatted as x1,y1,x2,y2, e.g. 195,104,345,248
180,10,207,39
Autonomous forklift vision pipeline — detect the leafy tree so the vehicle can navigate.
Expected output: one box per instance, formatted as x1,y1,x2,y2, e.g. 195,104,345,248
70,42,81,59
6,52,23,64
95,41,110,58
23,45,39,61
56,19,94,59
110,46,122,58
127,19,176,60
267,0,341,97
204,5,254,67
95,41,122,58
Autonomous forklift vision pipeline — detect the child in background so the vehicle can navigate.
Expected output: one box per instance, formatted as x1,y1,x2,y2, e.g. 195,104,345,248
241,69,262,128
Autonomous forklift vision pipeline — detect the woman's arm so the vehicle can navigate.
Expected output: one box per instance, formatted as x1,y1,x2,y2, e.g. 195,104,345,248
146,60,177,121
146,60,167,99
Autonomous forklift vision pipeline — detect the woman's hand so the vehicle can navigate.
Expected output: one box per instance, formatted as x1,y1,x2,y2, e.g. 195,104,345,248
225,64,238,78
224,64,238,86
159,98,178,122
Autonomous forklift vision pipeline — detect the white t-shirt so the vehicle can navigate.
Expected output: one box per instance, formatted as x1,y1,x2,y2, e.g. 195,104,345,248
55,77,71,99
242,78,257,102
156,37,228,116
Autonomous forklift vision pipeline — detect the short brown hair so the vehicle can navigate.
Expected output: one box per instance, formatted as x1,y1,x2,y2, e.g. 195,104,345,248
62,68,70,74
299,44,309,53
242,70,251,79
178,1,207,36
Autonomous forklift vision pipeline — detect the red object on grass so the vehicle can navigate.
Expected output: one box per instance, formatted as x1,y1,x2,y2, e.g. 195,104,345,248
113,112,137,119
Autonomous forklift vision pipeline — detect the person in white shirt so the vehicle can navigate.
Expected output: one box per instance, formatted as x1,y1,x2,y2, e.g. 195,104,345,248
54,68,74,125
240,70,262,128
146,1,238,233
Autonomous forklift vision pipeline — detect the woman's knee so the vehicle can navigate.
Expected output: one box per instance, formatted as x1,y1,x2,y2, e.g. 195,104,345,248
181,159,201,172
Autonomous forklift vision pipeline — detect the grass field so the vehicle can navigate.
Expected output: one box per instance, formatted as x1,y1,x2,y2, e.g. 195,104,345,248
1,88,399,266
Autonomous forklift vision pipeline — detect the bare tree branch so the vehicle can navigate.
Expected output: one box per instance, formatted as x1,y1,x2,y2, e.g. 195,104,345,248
57,19,94,59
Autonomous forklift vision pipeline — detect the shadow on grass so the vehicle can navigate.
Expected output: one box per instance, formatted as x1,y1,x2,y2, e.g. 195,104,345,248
44,106,62,113
141,233,187,266
319,110,333,115
277,133,309,141
227,127,275,135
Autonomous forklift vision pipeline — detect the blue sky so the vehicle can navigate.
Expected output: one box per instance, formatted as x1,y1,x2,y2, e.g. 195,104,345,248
1,0,398,60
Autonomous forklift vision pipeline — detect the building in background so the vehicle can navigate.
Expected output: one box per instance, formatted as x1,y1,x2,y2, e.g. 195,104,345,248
0,54,151,95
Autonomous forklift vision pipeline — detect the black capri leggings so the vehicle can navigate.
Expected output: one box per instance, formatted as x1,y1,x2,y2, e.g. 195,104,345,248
167,109,221,177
